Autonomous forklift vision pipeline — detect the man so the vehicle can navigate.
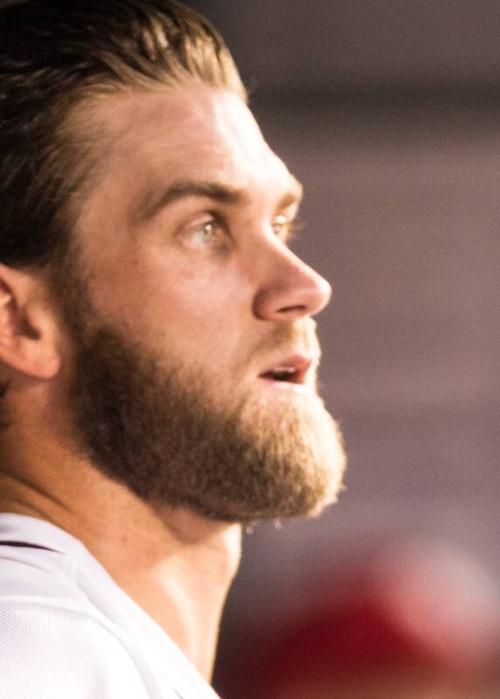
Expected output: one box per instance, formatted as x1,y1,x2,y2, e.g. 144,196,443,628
0,0,346,696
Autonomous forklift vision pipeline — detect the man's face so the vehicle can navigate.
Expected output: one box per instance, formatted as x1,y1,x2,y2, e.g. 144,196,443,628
59,85,346,522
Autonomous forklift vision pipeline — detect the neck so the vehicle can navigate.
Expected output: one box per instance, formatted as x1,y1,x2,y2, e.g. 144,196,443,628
84,502,242,680
89,504,242,680
0,437,242,680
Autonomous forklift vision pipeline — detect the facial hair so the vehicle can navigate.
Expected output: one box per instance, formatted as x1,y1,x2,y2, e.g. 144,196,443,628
62,287,346,523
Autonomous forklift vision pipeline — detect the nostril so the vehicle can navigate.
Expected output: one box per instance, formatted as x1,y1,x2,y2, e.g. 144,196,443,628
252,258,331,322
277,304,308,315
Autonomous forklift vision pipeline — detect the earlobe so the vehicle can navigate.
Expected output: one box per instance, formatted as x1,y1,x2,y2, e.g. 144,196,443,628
0,264,61,381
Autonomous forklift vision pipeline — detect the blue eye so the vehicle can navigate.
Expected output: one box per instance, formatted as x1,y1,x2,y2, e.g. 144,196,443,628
272,215,287,237
188,220,222,248
272,214,301,243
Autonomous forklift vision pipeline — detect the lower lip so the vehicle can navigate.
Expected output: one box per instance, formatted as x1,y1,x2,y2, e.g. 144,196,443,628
259,378,311,395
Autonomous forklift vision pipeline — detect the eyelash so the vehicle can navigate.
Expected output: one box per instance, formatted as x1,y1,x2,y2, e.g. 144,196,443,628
272,215,303,243
185,213,228,249
182,212,302,250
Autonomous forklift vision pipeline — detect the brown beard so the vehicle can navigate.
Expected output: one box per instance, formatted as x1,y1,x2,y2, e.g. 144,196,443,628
60,279,346,523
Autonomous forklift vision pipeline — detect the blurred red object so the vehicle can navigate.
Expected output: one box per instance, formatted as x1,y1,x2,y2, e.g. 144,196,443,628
235,539,500,699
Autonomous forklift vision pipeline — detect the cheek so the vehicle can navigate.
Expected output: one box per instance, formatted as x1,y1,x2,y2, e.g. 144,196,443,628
162,265,253,343
105,251,256,357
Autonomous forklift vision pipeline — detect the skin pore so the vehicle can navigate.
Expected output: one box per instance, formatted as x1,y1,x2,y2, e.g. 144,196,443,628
0,84,345,678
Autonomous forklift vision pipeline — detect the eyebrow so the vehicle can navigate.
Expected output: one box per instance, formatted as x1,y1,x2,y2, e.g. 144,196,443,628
137,177,303,222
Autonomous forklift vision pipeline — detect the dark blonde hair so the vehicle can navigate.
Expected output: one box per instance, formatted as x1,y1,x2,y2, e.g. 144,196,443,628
0,0,245,269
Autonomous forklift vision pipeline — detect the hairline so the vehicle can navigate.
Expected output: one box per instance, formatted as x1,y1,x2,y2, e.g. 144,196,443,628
45,76,248,273
0,0,247,275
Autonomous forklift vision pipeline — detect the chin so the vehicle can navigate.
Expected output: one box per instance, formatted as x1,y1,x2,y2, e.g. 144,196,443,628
195,395,347,524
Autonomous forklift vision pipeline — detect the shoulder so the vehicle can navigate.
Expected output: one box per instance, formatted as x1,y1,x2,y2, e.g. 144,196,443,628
0,598,151,698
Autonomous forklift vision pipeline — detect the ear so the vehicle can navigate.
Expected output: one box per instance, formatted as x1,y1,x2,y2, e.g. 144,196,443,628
0,263,61,381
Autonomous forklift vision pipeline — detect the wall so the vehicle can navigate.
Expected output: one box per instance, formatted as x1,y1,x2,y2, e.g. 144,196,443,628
186,3,500,691
1,0,498,688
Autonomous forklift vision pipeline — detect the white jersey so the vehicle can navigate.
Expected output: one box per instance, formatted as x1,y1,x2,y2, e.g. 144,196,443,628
0,513,221,699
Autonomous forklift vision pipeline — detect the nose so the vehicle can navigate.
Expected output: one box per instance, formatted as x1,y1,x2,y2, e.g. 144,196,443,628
252,245,332,322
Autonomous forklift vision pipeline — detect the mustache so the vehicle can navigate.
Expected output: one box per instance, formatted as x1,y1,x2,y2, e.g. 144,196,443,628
240,322,321,371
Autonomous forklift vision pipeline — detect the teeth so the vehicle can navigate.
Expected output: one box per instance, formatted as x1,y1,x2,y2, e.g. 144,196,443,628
270,366,296,381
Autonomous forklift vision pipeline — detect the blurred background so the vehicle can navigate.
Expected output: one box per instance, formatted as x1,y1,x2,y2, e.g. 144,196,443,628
2,0,499,695
184,1,500,695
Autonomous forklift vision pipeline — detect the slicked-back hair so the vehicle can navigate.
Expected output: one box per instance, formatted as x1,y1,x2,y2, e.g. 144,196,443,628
0,0,246,270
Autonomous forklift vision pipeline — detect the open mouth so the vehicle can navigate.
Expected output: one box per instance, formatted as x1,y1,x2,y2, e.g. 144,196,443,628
261,366,302,384
259,355,312,387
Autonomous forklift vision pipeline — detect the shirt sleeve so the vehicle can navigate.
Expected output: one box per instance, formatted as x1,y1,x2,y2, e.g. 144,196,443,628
0,599,153,699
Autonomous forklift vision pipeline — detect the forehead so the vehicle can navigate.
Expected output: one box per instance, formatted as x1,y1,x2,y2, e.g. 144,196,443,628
79,85,297,208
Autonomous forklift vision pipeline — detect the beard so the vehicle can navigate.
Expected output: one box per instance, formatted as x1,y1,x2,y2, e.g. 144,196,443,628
61,281,346,523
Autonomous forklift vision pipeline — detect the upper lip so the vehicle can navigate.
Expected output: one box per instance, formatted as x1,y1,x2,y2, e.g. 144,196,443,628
258,354,314,385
